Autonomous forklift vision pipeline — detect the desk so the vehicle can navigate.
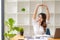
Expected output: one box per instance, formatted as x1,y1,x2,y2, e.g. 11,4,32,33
48,38,60,40
10,34,60,40
10,34,24,40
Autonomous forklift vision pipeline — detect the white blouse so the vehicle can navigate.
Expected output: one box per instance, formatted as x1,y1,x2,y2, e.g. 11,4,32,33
32,19,49,35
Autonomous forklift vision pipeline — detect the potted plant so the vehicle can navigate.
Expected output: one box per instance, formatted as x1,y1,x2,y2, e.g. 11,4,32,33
4,18,24,40
13,27,24,36
19,27,24,36
4,18,16,40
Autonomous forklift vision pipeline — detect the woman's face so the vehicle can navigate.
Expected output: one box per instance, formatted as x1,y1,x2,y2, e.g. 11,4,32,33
37,15,43,23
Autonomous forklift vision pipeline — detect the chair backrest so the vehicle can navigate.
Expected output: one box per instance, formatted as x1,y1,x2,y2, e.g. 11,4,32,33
46,28,50,35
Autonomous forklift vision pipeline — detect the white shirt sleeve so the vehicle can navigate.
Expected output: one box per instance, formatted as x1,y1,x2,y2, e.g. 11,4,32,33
32,19,38,35
32,19,37,25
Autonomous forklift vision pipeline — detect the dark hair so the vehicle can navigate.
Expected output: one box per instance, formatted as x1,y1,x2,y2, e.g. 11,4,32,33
38,13,47,32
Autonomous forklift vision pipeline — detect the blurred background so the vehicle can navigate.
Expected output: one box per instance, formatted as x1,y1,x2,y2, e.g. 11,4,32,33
4,0,60,40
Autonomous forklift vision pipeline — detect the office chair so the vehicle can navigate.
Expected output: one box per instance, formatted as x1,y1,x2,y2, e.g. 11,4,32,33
46,28,50,35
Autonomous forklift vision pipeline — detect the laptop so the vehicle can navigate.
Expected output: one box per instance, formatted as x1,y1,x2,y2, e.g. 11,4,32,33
54,28,60,38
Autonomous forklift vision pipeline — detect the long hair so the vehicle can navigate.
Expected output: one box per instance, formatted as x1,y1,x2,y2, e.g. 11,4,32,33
38,13,47,32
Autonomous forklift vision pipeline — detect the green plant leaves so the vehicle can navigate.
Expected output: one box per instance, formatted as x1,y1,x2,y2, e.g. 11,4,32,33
4,33,16,38
5,21,9,27
4,18,16,38
4,18,24,39
5,18,15,31
5,18,15,28
21,8,26,12
13,27,20,32
8,18,15,28
13,27,24,32
4,33,7,37
19,27,24,32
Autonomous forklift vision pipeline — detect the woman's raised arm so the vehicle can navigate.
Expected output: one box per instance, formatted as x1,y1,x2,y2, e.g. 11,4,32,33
32,4,41,20
45,4,50,21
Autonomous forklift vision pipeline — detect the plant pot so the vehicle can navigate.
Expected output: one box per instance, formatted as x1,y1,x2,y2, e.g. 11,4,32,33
20,32,24,36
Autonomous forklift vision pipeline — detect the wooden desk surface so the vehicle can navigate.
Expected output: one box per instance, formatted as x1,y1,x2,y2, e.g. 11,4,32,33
48,38,60,40
10,34,60,40
10,34,24,40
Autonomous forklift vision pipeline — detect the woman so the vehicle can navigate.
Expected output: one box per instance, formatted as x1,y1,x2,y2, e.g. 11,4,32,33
32,4,50,35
